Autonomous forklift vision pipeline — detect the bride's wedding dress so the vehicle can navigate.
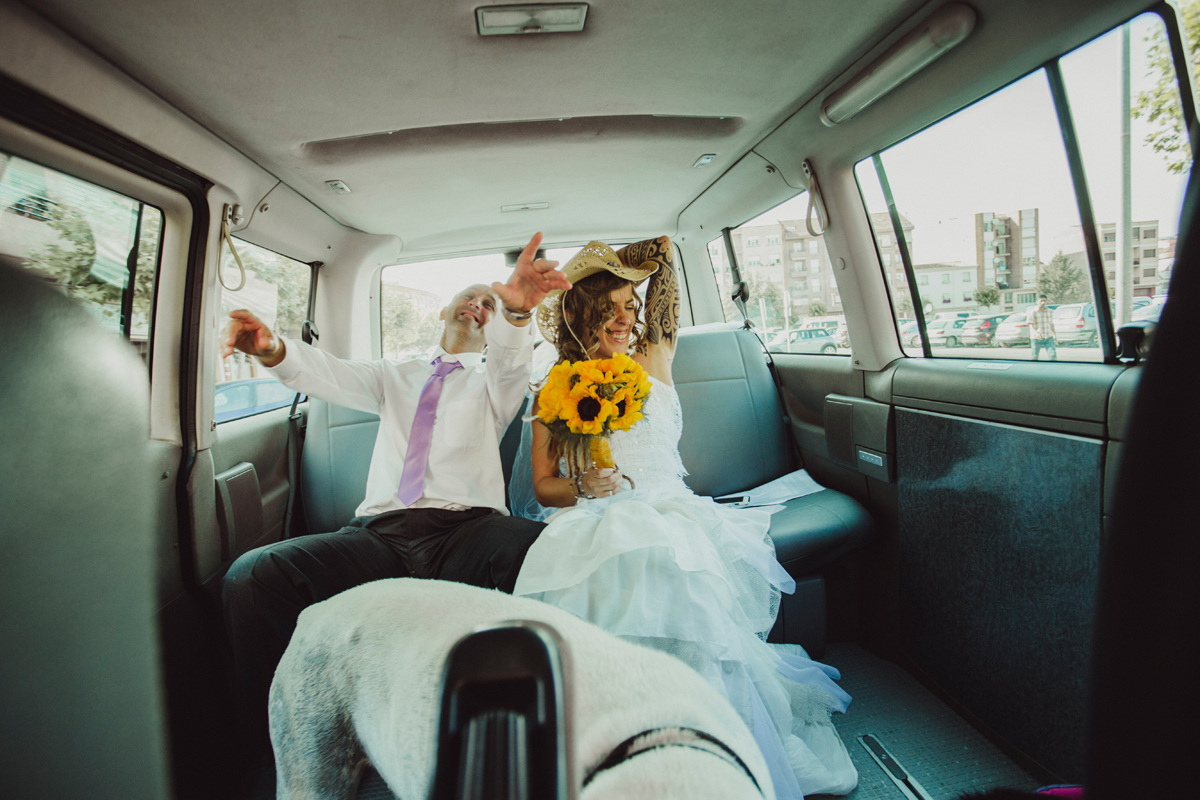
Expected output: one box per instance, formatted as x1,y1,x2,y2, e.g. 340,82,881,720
513,377,858,798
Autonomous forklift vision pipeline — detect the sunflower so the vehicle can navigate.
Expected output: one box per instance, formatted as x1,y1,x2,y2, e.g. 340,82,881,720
607,384,645,431
536,361,576,424
561,383,616,435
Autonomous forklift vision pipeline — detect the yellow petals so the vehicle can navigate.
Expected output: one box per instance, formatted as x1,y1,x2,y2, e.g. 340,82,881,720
537,355,651,455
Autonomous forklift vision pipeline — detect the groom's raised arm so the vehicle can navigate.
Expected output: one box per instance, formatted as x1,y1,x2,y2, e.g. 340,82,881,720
484,232,571,434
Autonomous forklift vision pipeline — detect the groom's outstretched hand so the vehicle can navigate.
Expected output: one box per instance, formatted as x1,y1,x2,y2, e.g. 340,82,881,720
492,232,571,323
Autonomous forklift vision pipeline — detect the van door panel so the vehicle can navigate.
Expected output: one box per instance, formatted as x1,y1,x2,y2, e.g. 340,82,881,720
893,360,1120,430
200,405,296,582
772,354,870,500
772,352,1129,782
896,407,1102,781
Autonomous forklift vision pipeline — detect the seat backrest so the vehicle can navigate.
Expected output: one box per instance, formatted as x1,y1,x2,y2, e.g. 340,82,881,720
302,399,381,532
672,326,791,497
0,265,169,799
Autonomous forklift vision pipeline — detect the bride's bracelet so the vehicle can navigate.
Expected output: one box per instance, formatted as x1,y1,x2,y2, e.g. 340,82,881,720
572,473,596,500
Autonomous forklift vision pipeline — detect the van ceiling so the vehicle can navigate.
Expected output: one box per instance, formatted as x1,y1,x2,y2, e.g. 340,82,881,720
20,0,1146,258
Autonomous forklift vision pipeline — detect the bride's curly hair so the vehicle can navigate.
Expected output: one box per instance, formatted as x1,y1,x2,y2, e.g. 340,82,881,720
553,271,647,363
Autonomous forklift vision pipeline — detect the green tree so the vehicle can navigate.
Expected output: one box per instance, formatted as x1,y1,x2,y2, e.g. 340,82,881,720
382,285,443,358
973,285,1002,308
809,300,828,317
24,201,103,296
1132,0,1200,174
894,292,914,318
745,272,785,328
225,245,312,339
1037,251,1089,304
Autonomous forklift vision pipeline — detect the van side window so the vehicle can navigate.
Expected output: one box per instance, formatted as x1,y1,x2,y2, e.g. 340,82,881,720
1059,11,1191,352
707,192,845,356
1,150,163,370
216,239,312,423
856,9,1192,362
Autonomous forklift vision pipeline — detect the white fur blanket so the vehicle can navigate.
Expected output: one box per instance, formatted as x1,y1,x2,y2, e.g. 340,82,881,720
270,578,773,799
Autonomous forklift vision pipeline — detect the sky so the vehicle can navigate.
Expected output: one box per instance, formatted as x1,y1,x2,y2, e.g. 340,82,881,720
380,244,582,311
856,12,1190,266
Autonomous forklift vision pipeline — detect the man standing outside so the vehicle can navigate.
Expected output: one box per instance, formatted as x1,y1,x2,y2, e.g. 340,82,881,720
1028,294,1057,361
220,232,569,750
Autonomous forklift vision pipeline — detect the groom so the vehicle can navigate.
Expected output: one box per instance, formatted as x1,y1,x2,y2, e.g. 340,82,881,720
220,232,569,749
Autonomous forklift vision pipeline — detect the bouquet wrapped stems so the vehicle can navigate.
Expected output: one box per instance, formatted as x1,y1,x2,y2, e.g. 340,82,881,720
590,436,615,470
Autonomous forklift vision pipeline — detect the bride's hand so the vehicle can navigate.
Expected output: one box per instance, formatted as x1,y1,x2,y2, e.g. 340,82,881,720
583,467,624,498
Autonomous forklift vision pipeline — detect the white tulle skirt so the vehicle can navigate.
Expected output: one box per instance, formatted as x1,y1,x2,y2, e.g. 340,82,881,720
514,487,858,798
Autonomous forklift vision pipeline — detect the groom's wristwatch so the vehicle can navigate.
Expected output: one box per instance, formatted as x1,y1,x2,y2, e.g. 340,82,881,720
503,306,534,321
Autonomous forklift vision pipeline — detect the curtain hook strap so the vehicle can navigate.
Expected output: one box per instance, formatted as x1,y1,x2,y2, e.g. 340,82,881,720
218,203,247,292
803,160,829,238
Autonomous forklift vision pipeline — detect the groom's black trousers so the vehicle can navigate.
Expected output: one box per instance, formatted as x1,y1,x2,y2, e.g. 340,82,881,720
221,507,544,753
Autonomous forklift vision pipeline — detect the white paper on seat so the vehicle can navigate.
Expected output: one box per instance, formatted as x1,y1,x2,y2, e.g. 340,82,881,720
716,468,824,507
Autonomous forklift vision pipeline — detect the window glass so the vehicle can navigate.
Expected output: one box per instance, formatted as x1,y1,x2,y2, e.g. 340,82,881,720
0,151,163,368
858,8,1194,362
706,192,845,355
380,245,584,361
857,68,1096,360
1059,9,1192,345
216,238,312,422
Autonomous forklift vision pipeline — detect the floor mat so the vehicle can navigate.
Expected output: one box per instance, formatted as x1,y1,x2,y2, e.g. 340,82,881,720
814,643,1040,800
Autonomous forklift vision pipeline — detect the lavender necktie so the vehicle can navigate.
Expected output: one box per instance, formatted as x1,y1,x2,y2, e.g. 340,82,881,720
396,356,464,506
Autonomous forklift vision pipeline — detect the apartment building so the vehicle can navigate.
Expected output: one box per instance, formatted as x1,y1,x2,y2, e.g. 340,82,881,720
912,262,980,314
1099,220,1160,297
974,209,1039,314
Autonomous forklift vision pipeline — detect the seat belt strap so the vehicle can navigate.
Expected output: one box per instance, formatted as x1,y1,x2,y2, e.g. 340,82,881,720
282,262,321,538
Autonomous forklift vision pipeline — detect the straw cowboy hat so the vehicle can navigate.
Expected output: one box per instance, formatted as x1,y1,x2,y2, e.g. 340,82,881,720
536,240,659,348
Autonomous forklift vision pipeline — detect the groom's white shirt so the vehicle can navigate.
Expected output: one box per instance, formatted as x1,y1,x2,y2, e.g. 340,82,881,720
264,315,534,517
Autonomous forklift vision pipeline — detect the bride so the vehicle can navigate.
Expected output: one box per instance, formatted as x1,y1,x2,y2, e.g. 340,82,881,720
512,238,858,798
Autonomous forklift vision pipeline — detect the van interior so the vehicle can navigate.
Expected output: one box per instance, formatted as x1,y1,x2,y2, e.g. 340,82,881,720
1,1,1195,798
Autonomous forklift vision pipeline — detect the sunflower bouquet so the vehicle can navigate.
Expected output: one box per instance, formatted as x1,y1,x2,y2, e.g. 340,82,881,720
535,352,652,478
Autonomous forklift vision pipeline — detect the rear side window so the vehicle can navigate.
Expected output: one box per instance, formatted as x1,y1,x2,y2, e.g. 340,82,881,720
707,192,845,356
1,150,163,370
380,245,584,360
216,238,313,423
857,9,1191,363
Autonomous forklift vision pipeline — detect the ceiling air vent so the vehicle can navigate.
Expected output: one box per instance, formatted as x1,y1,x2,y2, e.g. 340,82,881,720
501,202,550,212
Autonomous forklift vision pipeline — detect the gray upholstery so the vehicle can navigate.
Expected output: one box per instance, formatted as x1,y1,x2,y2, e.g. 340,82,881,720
302,399,381,531
0,265,169,799
673,327,874,577
674,328,791,497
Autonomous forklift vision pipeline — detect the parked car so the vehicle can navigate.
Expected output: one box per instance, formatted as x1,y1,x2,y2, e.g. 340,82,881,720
833,319,850,348
799,315,842,333
929,318,968,348
214,378,303,423
898,319,923,347
996,312,1032,347
1054,303,1100,346
960,314,1008,346
1132,294,1168,322
767,327,839,355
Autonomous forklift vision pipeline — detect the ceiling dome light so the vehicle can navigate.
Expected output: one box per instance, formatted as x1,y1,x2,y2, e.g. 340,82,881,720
821,3,976,126
476,4,589,37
